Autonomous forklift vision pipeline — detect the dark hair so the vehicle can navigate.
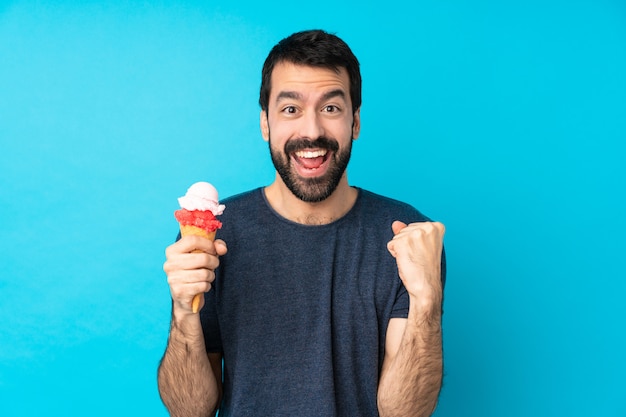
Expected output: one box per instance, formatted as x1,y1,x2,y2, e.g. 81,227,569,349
259,29,361,114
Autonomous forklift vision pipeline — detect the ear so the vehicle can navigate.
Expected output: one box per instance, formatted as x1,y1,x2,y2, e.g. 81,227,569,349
352,107,361,140
260,110,269,141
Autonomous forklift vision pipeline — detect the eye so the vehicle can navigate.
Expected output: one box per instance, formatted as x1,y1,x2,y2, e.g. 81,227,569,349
281,105,298,114
323,105,340,113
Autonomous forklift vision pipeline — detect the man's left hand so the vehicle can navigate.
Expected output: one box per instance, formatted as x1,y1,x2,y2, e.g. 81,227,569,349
387,221,445,305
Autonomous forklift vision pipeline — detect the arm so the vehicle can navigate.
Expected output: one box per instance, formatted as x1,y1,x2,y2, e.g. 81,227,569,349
157,236,227,417
378,221,445,417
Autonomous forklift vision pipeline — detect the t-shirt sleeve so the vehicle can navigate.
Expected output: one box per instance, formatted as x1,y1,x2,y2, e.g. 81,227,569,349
200,286,223,353
390,281,410,319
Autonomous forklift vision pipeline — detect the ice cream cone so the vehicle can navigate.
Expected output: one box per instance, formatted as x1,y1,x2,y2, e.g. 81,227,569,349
180,224,217,241
174,182,225,314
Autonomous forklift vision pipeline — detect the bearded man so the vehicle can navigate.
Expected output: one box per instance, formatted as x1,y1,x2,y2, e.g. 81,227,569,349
158,29,446,417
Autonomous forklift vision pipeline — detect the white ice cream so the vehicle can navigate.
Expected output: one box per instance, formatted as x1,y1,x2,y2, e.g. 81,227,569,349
178,182,225,215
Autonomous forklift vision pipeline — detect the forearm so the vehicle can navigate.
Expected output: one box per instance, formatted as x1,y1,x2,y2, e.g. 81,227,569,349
378,299,443,417
157,311,220,417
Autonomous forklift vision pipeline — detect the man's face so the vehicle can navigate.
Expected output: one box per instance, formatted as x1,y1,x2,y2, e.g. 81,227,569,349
261,62,361,203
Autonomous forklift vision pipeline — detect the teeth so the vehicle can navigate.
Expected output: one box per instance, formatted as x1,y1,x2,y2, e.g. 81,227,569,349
295,149,327,158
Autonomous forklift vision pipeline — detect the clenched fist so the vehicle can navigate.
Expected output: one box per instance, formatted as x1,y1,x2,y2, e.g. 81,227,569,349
387,221,445,308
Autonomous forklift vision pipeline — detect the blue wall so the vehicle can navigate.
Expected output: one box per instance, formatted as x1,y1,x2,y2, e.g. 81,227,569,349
1,1,624,415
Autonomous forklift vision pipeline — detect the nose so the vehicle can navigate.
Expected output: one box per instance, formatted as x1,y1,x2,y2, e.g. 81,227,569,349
297,110,324,140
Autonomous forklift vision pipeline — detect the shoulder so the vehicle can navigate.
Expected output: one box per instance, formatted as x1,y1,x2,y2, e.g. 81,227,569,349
219,188,263,220
355,188,432,224
221,187,263,205
216,188,273,239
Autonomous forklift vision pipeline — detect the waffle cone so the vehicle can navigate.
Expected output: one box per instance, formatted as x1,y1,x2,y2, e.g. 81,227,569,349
179,224,217,313
179,224,217,240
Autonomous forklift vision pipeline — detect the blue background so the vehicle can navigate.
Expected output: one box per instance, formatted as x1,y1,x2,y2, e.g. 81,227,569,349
1,1,625,415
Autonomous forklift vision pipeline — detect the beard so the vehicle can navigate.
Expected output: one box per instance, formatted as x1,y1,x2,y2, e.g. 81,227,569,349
269,135,352,203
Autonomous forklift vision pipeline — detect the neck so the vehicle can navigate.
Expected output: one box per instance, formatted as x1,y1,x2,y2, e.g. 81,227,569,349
264,174,358,225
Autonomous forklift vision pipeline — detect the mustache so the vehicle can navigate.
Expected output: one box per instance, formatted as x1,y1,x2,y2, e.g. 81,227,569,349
284,137,339,155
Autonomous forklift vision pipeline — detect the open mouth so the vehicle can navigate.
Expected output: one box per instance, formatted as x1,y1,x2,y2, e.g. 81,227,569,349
292,148,332,176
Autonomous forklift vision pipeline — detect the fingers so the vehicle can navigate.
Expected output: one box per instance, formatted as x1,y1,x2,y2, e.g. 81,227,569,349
387,221,445,299
167,268,215,302
166,235,220,256
163,236,228,314
164,263,214,313
389,221,445,244
164,237,227,269
164,251,219,272
387,221,445,265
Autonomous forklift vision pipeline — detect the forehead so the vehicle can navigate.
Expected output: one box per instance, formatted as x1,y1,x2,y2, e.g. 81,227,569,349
269,62,350,100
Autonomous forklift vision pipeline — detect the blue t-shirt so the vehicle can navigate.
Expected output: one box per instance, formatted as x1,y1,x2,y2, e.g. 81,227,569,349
200,187,445,416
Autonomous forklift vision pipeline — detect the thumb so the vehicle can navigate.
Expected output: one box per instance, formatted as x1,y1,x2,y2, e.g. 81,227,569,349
214,239,228,256
387,220,407,258
391,220,408,236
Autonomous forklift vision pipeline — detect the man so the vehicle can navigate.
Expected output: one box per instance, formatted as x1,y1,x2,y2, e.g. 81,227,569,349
158,29,446,417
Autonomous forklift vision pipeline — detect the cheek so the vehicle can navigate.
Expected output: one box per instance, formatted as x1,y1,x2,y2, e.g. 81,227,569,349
268,121,296,143
334,122,355,142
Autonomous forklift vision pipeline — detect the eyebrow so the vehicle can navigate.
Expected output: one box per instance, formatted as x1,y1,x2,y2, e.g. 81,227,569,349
275,91,302,102
275,89,347,104
321,89,346,102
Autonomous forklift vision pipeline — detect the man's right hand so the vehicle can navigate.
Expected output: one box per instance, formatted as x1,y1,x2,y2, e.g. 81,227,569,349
163,236,228,316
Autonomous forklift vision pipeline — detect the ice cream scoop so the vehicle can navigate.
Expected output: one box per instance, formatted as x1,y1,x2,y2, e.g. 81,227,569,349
177,181,225,215
174,181,225,313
